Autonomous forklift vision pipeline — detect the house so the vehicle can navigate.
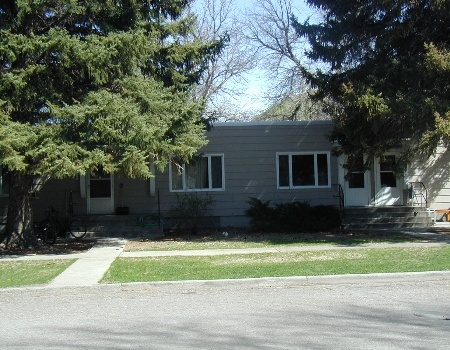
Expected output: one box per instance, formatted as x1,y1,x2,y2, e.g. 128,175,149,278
1,121,448,229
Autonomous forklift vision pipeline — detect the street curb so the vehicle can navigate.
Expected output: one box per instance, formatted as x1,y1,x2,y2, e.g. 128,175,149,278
117,270,450,291
2,271,449,293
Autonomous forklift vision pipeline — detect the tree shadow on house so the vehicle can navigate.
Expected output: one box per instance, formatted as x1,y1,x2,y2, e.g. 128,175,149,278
408,148,450,209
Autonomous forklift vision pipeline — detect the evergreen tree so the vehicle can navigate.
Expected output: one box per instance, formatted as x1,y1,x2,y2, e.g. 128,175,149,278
293,0,450,169
0,0,223,247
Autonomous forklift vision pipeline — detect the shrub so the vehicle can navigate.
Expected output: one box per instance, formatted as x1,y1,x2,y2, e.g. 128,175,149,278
170,193,215,234
274,201,312,232
246,198,341,232
245,197,276,232
311,205,342,231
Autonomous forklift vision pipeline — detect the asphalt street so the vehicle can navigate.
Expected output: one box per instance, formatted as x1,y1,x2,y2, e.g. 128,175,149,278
1,274,449,349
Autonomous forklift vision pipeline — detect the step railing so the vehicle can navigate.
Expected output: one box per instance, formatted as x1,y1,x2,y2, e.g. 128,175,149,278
408,181,428,207
333,183,345,218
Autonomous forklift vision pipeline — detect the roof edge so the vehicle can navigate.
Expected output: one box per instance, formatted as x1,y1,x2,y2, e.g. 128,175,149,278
211,120,333,127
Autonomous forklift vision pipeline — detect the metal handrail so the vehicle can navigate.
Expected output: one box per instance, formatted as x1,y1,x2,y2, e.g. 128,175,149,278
408,182,428,207
332,183,345,217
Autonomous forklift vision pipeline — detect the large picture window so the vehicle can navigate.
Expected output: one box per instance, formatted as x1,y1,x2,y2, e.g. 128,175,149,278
277,152,330,188
0,164,9,196
170,154,224,191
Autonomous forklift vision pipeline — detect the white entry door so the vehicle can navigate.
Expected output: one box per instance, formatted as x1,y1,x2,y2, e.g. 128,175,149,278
343,156,371,206
375,155,403,205
88,170,114,214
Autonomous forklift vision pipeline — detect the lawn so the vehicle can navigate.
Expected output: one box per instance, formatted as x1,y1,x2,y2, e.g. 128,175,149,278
0,259,76,288
102,246,450,283
125,230,430,251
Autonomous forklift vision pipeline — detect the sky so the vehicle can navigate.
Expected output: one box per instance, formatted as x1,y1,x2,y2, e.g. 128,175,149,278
191,0,318,117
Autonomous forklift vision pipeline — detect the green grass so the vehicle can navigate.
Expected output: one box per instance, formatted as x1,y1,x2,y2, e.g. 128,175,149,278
102,246,450,283
0,259,76,288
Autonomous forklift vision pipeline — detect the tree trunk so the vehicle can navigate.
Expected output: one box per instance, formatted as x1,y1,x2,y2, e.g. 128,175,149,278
2,171,36,248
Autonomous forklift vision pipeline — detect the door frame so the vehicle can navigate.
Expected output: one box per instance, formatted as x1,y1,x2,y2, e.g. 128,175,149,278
339,155,371,206
374,154,403,206
87,171,114,214
339,154,404,207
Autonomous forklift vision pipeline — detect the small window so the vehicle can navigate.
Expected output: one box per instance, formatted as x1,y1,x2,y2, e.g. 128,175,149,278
380,155,397,187
170,154,224,191
1,164,9,196
348,157,365,189
277,152,330,188
89,169,111,198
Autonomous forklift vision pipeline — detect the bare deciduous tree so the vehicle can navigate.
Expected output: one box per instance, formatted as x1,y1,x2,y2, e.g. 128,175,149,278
245,0,329,120
191,0,258,121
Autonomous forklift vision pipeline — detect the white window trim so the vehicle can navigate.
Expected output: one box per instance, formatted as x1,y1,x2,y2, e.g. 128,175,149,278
277,152,331,189
169,154,225,192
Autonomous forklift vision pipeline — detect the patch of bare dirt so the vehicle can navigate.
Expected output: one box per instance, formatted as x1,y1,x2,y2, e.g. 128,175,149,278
124,229,436,252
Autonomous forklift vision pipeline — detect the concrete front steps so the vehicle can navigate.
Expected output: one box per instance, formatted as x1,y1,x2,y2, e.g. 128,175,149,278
342,206,434,230
79,215,164,238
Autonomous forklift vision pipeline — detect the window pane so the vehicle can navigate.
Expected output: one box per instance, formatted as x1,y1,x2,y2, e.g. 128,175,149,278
278,155,289,187
210,156,222,189
292,155,314,186
380,156,395,171
171,155,224,191
317,154,329,186
380,156,396,187
185,157,208,189
90,169,111,198
380,172,397,187
348,157,365,188
349,173,365,188
90,179,111,198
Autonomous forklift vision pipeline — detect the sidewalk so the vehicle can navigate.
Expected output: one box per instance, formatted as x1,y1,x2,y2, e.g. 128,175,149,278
48,238,127,287
1,229,450,288
1,238,127,288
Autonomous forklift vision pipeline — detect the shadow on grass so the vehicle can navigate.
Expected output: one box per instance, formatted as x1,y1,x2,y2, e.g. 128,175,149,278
0,238,97,257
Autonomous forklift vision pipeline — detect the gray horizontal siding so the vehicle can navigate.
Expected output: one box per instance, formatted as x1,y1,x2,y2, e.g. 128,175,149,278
407,145,450,209
156,121,340,221
25,121,341,227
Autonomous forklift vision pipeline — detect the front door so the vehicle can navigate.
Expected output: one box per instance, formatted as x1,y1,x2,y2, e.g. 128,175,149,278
374,155,403,205
343,156,371,206
88,170,114,214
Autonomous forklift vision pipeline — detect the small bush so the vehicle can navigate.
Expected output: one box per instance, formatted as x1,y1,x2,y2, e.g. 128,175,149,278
245,197,276,231
311,205,342,231
246,198,341,232
274,201,312,232
170,193,215,234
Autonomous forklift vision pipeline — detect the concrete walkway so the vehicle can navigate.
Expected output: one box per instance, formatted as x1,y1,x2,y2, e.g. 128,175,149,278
1,238,127,288
1,228,449,288
48,238,127,287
